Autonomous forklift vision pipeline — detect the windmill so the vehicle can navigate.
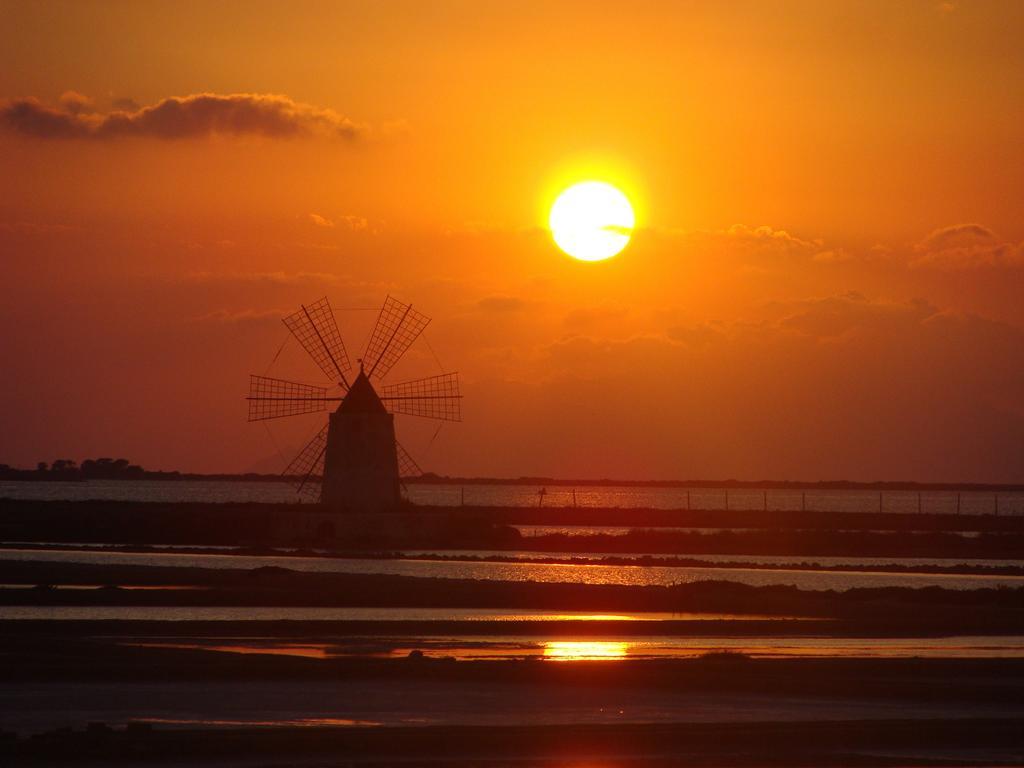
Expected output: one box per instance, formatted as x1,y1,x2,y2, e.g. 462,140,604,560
247,296,461,513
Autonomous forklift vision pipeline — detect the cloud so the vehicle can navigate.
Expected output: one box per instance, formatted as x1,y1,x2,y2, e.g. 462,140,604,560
722,224,821,250
110,96,140,111
912,224,1024,269
563,304,629,330
510,294,1024,480
666,322,725,347
655,223,836,265
779,293,937,339
308,213,335,228
193,308,288,324
920,223,997,250
307,213,369,231
58,91,95,115
185,270,344,285
339,215,369,231
0,92,360,141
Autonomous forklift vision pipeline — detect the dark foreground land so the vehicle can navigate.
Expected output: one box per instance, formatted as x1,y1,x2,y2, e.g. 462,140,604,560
6,719,1024,766
3,501,1023,766
3,498,1024,557
2,645,1024,766
3,559,1024,633
3,570,1024,765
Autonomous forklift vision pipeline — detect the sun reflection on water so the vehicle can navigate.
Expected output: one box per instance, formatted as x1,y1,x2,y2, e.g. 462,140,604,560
543,641,629,660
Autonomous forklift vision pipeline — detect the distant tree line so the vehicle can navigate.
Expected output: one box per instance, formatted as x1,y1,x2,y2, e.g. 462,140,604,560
0,457,157,481
0,459,277,482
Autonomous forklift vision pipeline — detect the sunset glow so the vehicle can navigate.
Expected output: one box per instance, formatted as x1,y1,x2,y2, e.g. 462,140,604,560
2,5,1024,763
543,641,629,660
549,181,635,262
1,2,1023,483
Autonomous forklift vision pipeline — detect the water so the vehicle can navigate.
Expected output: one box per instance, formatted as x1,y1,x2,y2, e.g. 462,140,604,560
3,547,1022,590
514,525,986,537
2,480,1021,514
5,674,1022,735
0,606,796,622
12,542,1024,569
402,548,1024,569
124,635,1024,661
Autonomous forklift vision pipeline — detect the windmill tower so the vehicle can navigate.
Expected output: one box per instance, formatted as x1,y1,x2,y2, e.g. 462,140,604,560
247,296,461,515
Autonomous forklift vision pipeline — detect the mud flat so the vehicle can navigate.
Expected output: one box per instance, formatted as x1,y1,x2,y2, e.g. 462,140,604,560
2,499,1023,554
2,644,1024,765
3,715,1024,765
2,561,1023,631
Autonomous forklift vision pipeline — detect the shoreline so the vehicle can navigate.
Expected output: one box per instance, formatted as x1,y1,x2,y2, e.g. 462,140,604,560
2,562,1023,636
4,541,1024,574
7,473,1024,491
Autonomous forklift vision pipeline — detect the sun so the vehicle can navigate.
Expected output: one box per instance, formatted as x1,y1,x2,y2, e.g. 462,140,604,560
549,181,635,262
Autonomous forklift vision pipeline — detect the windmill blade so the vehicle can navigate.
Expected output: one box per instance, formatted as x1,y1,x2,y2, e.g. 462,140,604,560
363,295,431,380
282,297,352,388
380,372,462,422
282,424,328,501
395,439,423,479
247,375,341,422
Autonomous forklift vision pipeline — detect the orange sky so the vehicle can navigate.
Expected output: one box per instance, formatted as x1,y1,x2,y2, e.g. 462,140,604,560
1,1,1022,481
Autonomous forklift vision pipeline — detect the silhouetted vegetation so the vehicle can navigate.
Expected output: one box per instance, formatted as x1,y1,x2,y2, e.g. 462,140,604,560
2,458,150,481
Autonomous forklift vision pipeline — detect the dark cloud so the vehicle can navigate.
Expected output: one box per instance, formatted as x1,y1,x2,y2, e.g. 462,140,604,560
58,91,95,115
920,223,996,249
779,293,937,339
913,223,1023,269
0,99,87,138
0,92,360,140
110,97,140,111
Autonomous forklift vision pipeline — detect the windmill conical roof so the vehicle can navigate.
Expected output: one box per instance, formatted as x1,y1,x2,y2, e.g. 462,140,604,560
338,370,387,414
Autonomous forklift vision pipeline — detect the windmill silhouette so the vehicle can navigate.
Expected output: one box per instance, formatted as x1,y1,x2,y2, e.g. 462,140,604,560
247,296,461,511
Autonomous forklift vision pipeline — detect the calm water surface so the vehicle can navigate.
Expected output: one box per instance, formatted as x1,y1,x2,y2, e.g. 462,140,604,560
3,480,1021,514
403,548,1024,569
122,635,1024,661
0,606,794,622
8,542,1023,570
3,547,1022,590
